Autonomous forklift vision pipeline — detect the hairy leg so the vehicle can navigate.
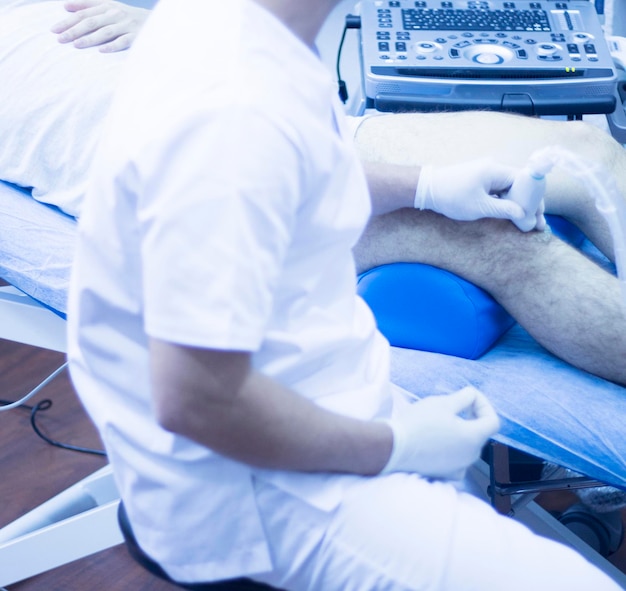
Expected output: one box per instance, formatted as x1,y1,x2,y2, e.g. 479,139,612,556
353,209,626,385
354,110,626,260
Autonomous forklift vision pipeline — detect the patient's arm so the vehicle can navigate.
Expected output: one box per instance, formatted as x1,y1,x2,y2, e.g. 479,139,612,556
353,111,626,385
51,0,150,52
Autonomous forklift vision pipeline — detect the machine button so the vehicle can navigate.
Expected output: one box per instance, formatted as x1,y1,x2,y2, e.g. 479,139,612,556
475,52,502,64
537,54,563,61
416,41,438,52
537,43,557,55
379,41,390,51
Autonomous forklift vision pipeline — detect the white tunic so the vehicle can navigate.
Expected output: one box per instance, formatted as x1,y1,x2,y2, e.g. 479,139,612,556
68,0,391,582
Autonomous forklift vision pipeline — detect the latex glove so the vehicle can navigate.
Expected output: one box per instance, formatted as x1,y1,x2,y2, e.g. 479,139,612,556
381,386,500,480
415,158,529,224
51,0,150,52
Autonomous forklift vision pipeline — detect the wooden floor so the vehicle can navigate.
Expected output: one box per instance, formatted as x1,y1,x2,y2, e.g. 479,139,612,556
0,336,624,590
0,339,177,590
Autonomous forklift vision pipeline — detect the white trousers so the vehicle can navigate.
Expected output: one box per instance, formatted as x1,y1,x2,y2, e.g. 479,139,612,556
251,471,622,591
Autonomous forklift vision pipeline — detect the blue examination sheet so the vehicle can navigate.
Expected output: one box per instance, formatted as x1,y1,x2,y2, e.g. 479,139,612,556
391,324,626,490
0,180,74,314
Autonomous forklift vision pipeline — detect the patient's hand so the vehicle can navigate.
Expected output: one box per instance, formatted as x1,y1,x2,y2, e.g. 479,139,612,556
51,0,150,53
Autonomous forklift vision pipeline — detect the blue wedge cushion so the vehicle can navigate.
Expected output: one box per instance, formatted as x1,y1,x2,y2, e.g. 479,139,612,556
546,213,586,248
357,263,514,359
357,215,585,359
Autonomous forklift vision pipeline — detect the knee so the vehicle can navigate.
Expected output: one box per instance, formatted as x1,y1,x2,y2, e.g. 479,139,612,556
565,120,624,170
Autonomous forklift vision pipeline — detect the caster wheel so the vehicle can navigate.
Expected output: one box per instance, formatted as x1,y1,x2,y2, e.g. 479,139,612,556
558,503,624,557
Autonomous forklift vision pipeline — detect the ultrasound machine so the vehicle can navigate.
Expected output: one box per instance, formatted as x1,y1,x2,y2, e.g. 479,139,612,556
339,0,623,120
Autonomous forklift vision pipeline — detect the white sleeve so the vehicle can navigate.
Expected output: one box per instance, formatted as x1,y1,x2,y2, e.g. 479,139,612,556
141,107,302,351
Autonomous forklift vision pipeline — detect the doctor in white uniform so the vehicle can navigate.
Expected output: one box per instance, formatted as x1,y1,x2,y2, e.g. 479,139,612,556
67,0,623,588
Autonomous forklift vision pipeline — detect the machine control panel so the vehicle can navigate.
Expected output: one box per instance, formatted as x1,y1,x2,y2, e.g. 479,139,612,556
359,0,617,115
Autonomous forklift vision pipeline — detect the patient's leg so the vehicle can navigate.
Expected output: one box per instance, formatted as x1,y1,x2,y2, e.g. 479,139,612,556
353,209,626,386
352,110,626,384
353,110,626,261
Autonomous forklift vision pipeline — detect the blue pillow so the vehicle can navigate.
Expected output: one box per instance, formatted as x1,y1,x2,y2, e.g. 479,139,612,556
545,213,586,248
357,215,585,359
357,262,515,359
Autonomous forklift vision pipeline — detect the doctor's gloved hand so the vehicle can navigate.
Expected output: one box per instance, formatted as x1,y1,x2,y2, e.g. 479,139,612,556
51,0,150,52
414,158,534,224
380,386,500,480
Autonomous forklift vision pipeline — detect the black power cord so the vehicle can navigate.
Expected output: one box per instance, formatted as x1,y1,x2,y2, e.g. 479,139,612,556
0,363,107,457
336,14,361,103
31,399,106,457
0,396,106,457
